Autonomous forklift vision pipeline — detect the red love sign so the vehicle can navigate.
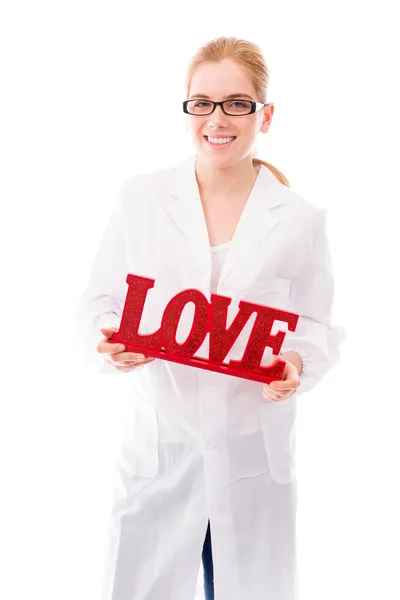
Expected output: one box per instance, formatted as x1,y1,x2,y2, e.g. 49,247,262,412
109,274,299,384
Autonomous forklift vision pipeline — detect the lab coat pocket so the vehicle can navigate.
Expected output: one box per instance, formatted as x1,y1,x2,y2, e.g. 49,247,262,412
119,398,159,478
260,395,297,484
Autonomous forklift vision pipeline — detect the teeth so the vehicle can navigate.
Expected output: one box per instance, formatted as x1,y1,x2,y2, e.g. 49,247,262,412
207,136,234,144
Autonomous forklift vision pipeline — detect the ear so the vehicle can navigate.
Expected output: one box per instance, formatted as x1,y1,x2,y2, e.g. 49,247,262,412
260,103,274,134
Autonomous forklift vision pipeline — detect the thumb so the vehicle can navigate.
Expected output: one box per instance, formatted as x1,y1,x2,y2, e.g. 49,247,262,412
100,327,119,340
271,354,285,365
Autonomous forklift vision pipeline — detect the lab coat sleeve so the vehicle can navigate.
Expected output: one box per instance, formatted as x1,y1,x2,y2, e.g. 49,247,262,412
280,207,346,394
73,179,134,375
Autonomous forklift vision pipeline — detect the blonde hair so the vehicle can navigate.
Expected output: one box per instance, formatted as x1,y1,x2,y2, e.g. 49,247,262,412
185,36,290,188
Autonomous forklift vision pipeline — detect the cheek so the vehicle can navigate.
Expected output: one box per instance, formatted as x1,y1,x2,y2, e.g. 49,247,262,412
187,123,203,139
243,125,257,140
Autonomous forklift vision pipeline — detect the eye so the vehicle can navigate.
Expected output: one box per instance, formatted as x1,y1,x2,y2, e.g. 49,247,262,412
229,101,247,108
194,101,212,108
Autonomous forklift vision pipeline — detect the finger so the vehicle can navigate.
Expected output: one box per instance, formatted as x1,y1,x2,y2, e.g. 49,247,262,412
270,389,290,399
270,379,299,391
109,357,155,372
106,355,155,365
100,327,118,334
107,360,140,367
262,389,281,401
109,351,157,364
99,327,119,342
109,357,154,367
262,386,280,401
262,385,295,401
263,382,287,397
262,389,292,402
108,351,147,362
97,340,126,355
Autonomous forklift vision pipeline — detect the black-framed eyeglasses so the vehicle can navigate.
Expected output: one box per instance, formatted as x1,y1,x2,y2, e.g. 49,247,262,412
183,99,269,116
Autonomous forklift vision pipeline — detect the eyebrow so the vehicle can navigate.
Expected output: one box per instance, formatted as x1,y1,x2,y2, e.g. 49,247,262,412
189,93,253,100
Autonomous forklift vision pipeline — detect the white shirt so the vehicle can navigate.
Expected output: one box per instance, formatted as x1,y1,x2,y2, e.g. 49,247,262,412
209,164,260,293
210,241,231,293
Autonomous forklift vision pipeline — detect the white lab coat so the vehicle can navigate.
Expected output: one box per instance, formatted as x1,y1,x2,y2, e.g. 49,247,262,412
75,154,345,600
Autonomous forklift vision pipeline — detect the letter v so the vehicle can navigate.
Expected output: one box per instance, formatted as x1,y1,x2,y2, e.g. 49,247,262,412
208,294,256,366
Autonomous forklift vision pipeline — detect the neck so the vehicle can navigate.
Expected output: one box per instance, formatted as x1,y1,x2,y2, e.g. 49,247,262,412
195,157,260,198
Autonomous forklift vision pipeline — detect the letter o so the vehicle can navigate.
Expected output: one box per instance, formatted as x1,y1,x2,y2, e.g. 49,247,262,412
161,289,209,357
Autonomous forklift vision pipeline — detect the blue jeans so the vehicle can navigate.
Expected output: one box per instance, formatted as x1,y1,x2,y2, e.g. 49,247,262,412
202,520,214,600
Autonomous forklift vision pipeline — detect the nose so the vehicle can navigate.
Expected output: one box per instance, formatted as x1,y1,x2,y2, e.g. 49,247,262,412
207,104,229,127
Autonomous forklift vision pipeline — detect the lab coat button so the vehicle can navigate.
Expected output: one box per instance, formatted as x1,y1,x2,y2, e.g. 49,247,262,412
203,437,216,450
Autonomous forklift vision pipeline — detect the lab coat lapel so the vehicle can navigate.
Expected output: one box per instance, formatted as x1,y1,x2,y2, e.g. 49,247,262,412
163,155,211,279
163,154,286,288
218,164,285,287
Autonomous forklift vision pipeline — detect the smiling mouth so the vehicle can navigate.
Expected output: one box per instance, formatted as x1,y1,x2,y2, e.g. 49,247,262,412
203,136,237,144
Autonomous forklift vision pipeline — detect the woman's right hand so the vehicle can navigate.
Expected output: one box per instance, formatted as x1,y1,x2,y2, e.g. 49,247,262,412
97,327,155,372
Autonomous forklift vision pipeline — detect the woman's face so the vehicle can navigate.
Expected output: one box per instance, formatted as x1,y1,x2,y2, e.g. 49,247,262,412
186,58,274,168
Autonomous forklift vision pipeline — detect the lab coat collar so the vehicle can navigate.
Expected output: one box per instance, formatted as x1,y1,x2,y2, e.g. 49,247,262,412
163,154,288,287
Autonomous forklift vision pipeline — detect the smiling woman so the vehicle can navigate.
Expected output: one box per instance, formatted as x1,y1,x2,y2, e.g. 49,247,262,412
184,39,290,189
76,34,345,600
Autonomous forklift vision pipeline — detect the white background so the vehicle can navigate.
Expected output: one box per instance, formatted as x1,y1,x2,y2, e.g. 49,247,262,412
1,1,399,598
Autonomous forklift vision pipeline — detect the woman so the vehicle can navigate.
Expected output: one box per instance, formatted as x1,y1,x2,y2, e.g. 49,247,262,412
76,36,345,600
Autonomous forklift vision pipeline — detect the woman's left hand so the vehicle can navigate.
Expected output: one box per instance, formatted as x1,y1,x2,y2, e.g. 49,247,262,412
261,358,300,402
